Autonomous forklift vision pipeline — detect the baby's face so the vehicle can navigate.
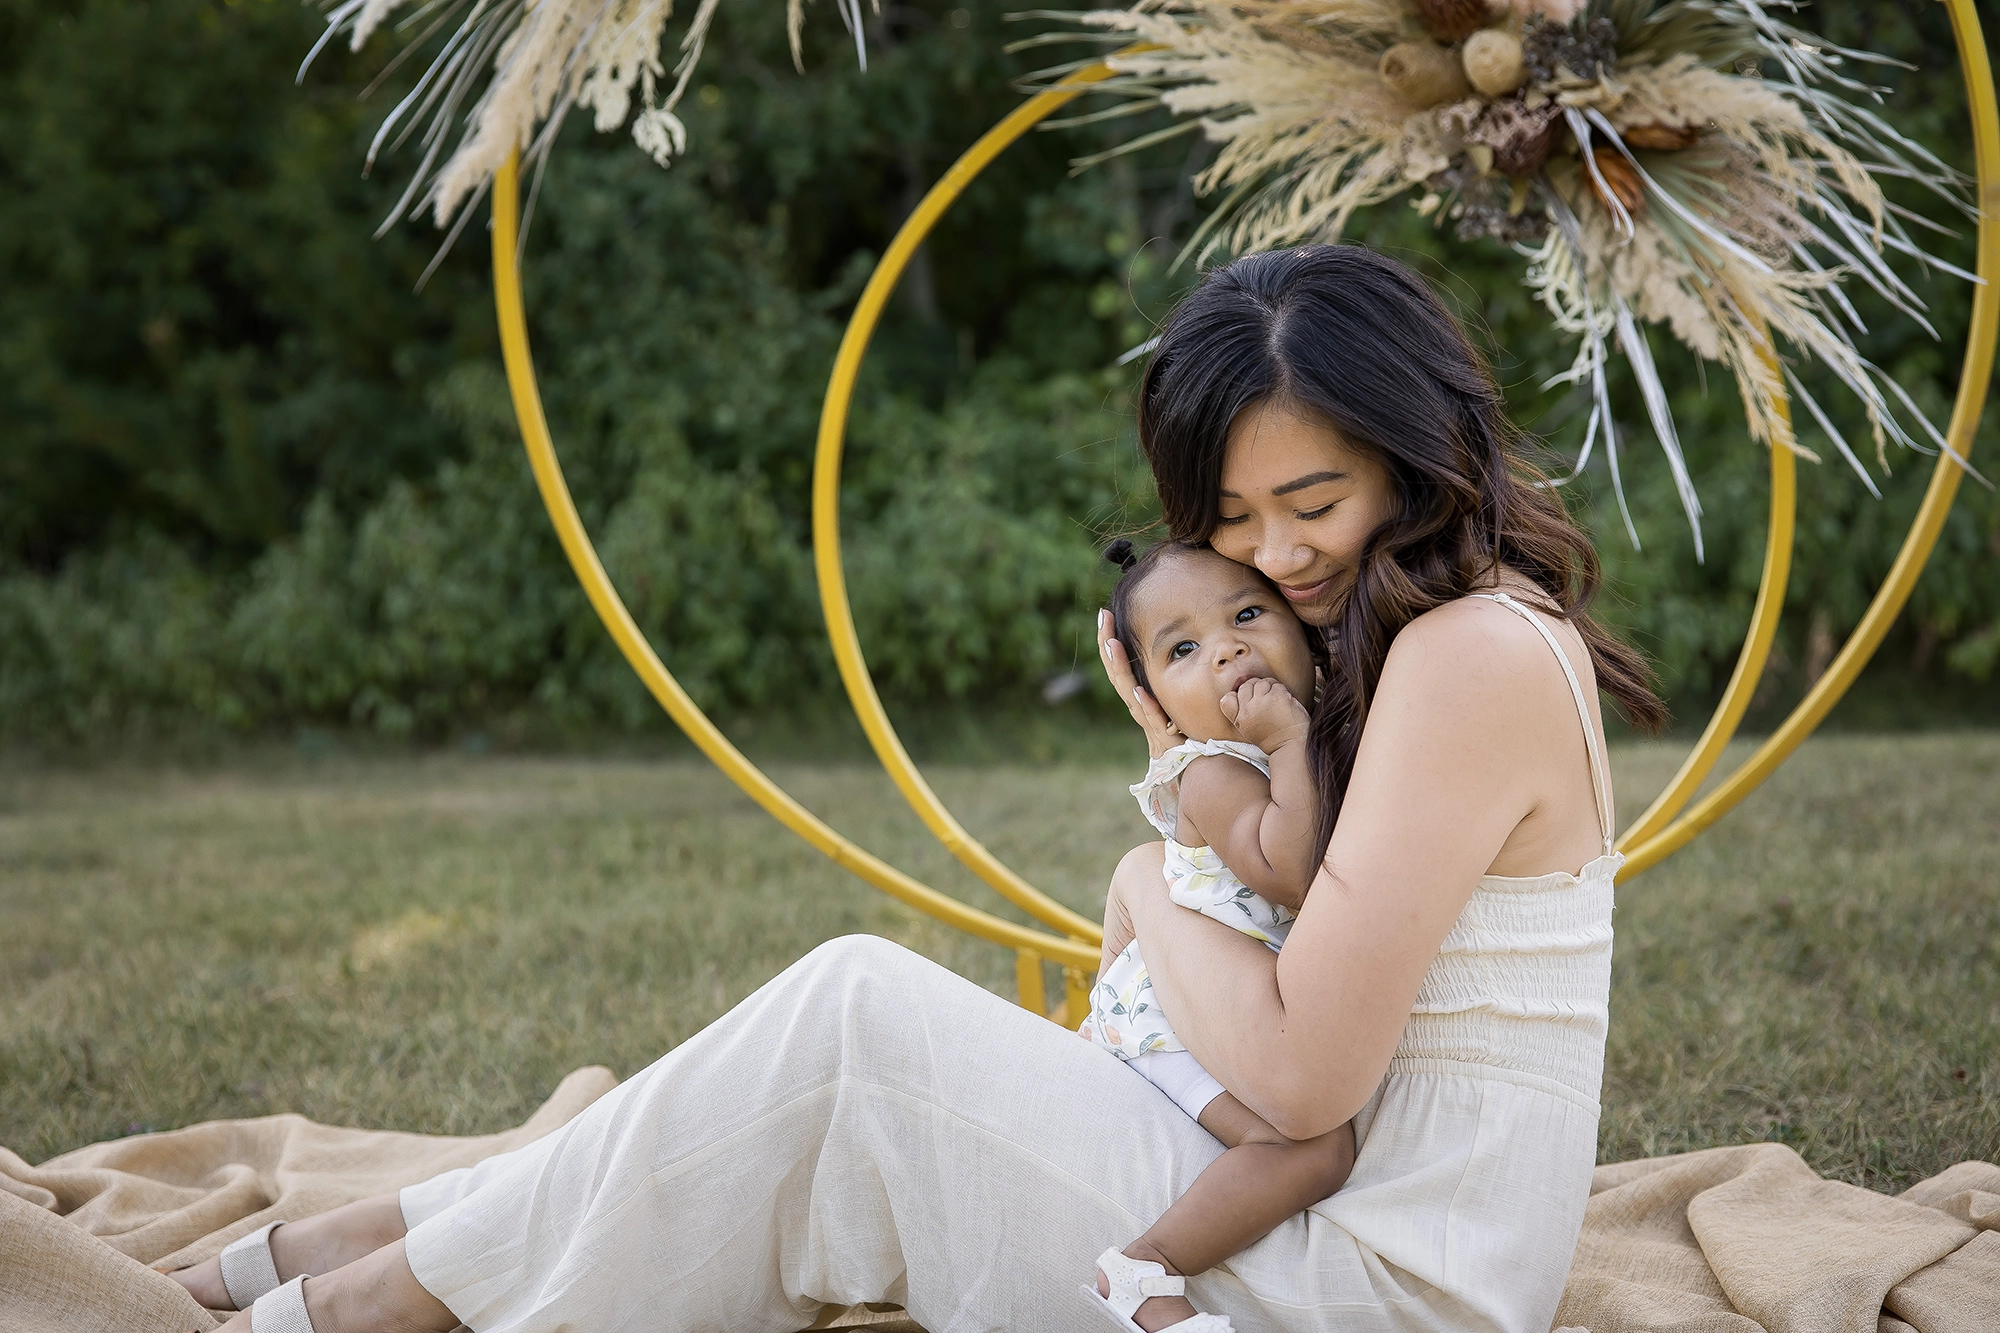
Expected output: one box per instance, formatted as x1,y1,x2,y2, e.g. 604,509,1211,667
1126,549,1318,745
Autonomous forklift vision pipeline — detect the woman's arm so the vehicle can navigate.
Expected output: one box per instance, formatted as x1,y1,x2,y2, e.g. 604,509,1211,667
1123,603,1583,1140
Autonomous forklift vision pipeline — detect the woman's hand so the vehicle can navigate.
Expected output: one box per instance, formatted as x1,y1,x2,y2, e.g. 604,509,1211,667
1098,609,1180,759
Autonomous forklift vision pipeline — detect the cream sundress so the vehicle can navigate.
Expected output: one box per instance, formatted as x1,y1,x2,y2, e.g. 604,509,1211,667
398,590,1621,1332
1077,737,1294,1119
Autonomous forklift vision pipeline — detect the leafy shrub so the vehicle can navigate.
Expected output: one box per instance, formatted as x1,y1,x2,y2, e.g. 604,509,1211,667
0,0,1992,743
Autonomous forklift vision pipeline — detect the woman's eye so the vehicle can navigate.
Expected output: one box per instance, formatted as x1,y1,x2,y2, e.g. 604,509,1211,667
1297,502,1336,521
1236,606,1263,625
1169,641,1198,661
1215,513,1250,526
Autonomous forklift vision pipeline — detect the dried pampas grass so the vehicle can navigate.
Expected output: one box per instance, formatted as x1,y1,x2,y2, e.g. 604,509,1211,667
311,0,1979,549
306,0,871,249
1031,0,1979,553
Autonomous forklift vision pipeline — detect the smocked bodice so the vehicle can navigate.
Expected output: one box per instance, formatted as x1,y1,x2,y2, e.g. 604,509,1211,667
1392,853,1618,1107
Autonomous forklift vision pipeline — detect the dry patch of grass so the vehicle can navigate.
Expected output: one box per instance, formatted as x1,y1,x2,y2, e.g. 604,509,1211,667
2,734,1995,1187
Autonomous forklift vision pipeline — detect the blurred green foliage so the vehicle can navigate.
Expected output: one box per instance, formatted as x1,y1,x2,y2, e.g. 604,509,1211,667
0,0,1993,743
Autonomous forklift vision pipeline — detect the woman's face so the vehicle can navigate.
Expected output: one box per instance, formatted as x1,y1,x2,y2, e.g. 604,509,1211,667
1209,399,1398,627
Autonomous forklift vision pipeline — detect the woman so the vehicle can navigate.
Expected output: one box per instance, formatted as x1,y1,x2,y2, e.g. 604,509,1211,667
174,244,1662,1333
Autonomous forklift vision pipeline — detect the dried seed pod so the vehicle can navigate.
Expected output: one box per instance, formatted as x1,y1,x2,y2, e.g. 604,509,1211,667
1477,99,1562,177
1619,122,1702,151
1586,146,1646,217
1462,28,1527,97
1413,0,1496,43
1381,41,1472,107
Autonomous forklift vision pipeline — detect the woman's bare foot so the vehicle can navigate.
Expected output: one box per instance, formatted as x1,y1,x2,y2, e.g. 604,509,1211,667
166,1194,408,1311
206,1239,457,1333
1095,1238,1199,1332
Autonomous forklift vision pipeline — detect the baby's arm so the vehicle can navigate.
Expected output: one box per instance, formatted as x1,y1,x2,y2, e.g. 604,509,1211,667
1176,679,1319,908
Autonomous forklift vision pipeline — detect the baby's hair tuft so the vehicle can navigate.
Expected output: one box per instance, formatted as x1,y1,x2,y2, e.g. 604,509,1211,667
1103,538,1193,694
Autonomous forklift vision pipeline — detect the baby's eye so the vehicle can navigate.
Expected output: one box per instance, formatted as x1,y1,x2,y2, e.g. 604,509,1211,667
1235,606,1263,625
1168,640,1198,661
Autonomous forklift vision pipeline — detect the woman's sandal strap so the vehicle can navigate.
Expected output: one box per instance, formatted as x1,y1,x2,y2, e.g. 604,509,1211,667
250,1276,317,1333
219,1222,283,1310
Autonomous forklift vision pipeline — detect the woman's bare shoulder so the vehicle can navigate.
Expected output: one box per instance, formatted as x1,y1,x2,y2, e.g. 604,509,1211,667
1377,594,1576,711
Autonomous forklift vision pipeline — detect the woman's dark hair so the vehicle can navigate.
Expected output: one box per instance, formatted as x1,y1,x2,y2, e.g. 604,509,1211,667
1138,244,1666,861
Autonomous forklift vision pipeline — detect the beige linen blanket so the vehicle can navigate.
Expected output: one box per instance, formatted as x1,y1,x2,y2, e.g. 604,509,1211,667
3,1068,1993,1333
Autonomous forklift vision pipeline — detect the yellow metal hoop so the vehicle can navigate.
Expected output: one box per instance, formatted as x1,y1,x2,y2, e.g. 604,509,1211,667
491,2,1995,1006
812,6,1996,887
811,64,1119,943
1614,0,1997,874
489,156,1098,976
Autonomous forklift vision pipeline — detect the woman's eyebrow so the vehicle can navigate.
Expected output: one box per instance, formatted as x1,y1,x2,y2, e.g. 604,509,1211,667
1216,469,1346,499
1271,469,1347,496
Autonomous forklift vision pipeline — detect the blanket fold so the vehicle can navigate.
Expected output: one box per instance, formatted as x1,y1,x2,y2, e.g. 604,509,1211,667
1554,1146,2000,1333
4,1070,1993,1333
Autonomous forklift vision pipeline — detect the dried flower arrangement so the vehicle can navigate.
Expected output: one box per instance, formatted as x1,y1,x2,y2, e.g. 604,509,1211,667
1019,0,1981,552
303,0,873,266
314,0,1978,553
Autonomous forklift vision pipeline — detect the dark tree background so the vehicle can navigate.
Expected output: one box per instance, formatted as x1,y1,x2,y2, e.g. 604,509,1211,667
0,0,1993,742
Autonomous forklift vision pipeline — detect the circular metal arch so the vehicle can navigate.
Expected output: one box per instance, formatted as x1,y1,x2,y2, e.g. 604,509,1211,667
491,2,1996,1007
810,6,1996,889
489,155,1100,978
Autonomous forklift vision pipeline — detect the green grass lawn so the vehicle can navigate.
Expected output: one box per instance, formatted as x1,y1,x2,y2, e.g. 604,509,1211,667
3,733,1995,1188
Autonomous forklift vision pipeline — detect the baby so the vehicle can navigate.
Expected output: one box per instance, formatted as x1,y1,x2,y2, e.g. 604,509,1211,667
1080,539,1356,1333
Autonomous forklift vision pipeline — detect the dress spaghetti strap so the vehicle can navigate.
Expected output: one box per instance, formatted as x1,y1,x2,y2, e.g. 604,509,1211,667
1468,592,1616,855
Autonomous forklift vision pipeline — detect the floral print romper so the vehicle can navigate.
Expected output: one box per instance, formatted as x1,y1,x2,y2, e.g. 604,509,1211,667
1078,738,1293,1118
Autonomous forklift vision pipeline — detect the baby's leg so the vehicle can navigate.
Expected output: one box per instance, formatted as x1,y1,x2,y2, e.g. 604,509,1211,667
1098,1095,1355,1331
1095,845,1155,977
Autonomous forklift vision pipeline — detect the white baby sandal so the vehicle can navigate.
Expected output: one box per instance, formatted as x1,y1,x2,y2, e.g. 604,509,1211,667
1081,1246,1234,1332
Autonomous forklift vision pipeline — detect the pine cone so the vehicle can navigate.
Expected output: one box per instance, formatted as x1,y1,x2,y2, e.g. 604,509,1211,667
1620,123,1701,151
1586,147,1646,217
1413,0,1495,44
1521,14,1618,82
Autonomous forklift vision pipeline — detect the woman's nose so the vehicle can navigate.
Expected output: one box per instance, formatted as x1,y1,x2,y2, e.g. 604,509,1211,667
1252,536,1313,583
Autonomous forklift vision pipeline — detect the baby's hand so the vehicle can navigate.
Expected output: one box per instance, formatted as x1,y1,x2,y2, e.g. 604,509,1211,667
1221,677,1309,752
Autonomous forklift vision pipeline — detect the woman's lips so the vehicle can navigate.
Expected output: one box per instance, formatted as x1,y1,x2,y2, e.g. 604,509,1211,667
1278,575,1334,604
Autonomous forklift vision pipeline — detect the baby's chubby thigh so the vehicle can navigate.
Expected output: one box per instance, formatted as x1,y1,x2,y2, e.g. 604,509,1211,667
1099,841,1166,963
